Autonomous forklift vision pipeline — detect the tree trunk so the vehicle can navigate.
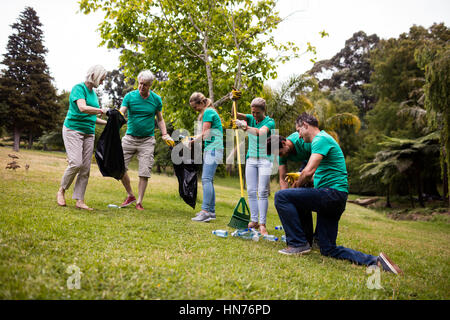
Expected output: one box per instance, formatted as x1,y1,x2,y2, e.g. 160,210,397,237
13,126,21,152
443,161,449,206
408,179,415,208
385,183,392,208
417,172,425,208
28,133,33,149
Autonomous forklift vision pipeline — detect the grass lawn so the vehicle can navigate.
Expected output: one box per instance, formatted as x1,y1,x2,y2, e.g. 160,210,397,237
0,146,449,300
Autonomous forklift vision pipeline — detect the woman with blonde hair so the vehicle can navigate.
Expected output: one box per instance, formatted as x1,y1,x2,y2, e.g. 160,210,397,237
56,65,108,210
189,92,223,222
232,97,276,235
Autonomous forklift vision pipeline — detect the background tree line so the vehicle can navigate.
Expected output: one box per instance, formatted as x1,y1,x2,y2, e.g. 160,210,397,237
0,3,448,207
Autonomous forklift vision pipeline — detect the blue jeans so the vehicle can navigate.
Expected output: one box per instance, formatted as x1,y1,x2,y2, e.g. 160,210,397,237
201,149,223,213
245,157,272,224
274,187,378,266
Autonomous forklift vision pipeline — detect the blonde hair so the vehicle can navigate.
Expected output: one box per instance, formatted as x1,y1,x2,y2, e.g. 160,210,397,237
85,65,107,87
189,92,211,105
189,92,215,120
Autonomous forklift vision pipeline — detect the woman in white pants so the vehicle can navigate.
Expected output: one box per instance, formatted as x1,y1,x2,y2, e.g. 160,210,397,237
232,98,276,235
57,65,108,210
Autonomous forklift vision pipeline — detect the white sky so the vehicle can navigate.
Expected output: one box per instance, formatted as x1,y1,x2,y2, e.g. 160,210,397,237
0,0,449,93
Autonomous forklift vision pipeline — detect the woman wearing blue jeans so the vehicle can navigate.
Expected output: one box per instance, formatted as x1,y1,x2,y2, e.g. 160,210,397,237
189,92,223,222
233,98,275,235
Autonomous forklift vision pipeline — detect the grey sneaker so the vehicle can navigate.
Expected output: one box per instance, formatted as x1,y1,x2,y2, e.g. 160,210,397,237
278,244,311,255
192,211,211,222
377,252,403,274
207,212,216,221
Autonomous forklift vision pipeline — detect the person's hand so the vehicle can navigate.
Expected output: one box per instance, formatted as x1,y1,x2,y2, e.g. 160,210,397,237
98,107,108,117
233,119,247,130
285,172,301,185
162,134,175,147
231,88,242,101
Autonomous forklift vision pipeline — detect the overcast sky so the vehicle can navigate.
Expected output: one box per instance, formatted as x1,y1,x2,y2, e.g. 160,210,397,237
1,0,449,94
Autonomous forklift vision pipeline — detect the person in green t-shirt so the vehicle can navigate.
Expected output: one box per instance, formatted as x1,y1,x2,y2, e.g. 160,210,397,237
274,113,403,275
232,97,275,235
267,132,311,189
188,92,224,223
118,70,174,211
266,133,315,246
57,65,108,211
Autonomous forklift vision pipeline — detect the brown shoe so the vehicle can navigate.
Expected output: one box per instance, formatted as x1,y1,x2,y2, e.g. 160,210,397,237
57,190,66,207
259,224,269,236
248,221,259,229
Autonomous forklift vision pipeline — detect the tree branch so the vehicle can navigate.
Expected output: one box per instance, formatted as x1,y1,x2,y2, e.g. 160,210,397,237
157,0,204,61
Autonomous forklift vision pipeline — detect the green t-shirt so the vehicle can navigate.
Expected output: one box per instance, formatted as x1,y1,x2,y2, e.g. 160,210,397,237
202,107,223,151
245,115,276,159
121,90,162,137
311,130,348,193
278,132,311,166
63,82,99,135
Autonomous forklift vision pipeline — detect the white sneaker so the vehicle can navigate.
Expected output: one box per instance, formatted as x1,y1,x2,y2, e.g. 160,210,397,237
192,211,211,222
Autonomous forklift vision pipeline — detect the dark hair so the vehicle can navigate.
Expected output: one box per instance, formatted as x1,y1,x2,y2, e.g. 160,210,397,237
296,112,319,128
266,135,286,155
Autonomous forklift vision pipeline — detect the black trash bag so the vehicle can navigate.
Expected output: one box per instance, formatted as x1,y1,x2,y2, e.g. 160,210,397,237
172,141,200,209
95,108,127,180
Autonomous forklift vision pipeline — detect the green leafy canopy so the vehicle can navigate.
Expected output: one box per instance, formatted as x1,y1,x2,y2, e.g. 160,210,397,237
79,0,306,130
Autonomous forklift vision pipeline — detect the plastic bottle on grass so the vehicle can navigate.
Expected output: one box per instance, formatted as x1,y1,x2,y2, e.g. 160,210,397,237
212,230,228,238
231,229,259,241
241,232,260,242
231,229,250,237
108,204,120,209
281,235,286,242
275,225,283,230
263,234,279,242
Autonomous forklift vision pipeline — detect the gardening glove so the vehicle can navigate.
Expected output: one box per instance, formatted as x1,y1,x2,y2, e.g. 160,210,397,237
285,172,301,185
231,87,242,101
162,134,175,147
232,119,247,130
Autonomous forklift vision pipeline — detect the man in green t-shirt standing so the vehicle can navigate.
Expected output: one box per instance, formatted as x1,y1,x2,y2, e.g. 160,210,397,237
274,113,403,274
119,70,174,211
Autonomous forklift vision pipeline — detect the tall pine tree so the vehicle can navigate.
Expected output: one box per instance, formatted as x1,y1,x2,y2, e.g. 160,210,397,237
0,7,59,151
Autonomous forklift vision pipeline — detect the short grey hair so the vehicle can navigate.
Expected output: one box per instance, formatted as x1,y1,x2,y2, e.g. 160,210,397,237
137,70,155,84
250,97,266,111
85,65,107,87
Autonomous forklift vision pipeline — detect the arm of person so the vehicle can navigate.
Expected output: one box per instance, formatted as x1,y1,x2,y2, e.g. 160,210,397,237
76,99,104,115
292,153,323,188
230,103,247,120
278,164,289,190
95,118,107,125
191,121,212,145
156,111,168,136
119,106,128,117
246,124,270,137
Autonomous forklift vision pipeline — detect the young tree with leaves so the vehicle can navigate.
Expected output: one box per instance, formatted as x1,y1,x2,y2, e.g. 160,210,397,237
0,7,60,151
79,0,307,130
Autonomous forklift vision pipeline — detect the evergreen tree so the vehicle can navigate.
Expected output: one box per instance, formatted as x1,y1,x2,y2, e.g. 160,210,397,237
309,31,379,118
0,7,60,151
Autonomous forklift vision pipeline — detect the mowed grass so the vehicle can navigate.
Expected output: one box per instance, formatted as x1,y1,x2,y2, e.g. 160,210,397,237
0,146,449,300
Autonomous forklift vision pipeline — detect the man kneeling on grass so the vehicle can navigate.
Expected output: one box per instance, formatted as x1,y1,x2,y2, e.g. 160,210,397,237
274,112,403,274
